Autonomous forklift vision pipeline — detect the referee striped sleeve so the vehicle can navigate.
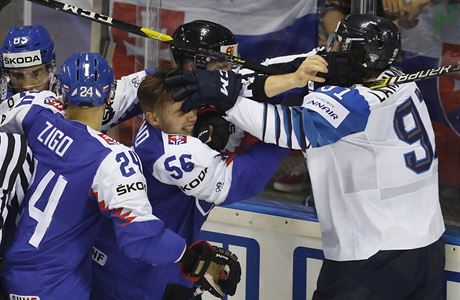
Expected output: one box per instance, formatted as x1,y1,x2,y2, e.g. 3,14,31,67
0,133,30,238
9,147,34,209
0,133,28,192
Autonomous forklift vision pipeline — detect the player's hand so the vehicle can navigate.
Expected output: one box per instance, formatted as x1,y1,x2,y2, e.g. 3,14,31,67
0,0,10,12
180,240,242,298
382,0,406,19
193,107,231,151
397,0,429,29
292,55,328,87
165,69,242,113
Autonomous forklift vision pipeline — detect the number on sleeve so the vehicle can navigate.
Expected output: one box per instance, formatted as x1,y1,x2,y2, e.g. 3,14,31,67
393,97,434,173
163,154,195,180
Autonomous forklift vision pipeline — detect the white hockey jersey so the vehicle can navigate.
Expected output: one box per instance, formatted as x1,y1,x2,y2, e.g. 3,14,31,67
101,70,147,131
224,68,445,261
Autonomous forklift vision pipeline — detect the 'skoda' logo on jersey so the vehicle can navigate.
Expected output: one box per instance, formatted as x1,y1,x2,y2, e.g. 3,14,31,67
180,167,208,192
116,181,146,196
168,135,187,145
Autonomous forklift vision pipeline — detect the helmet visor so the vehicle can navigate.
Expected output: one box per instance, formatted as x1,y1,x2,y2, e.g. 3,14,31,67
4,62,54,92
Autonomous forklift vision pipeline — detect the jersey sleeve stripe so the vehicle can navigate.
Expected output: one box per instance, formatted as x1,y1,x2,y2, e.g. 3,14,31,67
262,103,268,142
274,105,281,146
281,105,293,149
291,108,308,150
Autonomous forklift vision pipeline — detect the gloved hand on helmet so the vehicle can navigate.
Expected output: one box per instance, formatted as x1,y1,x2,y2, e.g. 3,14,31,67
316,51,364,88
165,68,242,113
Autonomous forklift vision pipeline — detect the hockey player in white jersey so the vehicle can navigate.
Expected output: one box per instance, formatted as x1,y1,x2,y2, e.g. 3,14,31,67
166,14,445,300
0,52,240,299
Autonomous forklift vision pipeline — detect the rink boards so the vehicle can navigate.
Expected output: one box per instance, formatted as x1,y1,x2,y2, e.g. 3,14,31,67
200,199,460,300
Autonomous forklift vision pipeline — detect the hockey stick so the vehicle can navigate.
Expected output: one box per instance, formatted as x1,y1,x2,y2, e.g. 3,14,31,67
27,0,173,42
26,0,284,75
363,64,460,89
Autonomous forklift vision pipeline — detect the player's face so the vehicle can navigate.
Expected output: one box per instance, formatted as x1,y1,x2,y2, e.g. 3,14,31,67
155,100,198,135
6,64,50,92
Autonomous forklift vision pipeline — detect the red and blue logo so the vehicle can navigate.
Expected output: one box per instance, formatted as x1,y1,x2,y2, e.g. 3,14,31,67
168,134,187,145
44,96,65,111
98,133,119,145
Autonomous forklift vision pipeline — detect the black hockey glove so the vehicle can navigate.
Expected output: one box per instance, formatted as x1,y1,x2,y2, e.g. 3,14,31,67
0,0,10,11
316,51,364,88
165,69,242,113
180,240,242,298
193,107,231,151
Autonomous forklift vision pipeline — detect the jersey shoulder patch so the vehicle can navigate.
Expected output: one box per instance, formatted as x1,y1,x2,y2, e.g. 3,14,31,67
161,132,219,166
304,87,351,128
87,127,125,150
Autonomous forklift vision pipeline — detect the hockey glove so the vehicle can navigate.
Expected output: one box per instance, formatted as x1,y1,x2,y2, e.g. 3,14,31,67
316,51,364,88
193,107,231,151
165,69,242,113
180,240,242,298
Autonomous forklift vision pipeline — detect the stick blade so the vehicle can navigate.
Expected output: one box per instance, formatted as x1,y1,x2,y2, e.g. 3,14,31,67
140,27,173,42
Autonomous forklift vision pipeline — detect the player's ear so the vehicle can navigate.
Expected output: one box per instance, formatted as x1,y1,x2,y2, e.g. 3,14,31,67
145,111,160,128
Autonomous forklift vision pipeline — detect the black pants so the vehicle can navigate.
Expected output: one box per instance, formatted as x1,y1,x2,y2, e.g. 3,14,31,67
313,239,445,300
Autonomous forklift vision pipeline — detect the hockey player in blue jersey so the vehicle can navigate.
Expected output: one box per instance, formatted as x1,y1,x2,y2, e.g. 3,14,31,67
0,23,147,131
0,52,241,299
90,20,305,300
1,24,57,101
166,14,445,300
92,71,285,300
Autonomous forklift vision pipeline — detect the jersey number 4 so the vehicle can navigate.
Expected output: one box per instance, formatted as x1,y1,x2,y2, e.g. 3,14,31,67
28,170,68,248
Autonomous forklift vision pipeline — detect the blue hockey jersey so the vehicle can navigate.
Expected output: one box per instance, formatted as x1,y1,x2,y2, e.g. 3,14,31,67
92,121,288,299
0,91,186,299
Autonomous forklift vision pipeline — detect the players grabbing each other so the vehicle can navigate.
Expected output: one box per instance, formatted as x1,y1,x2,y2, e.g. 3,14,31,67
1,25,56,100
170,20,242,151
167,14,445,300
0,52,239,299
90,21,281,300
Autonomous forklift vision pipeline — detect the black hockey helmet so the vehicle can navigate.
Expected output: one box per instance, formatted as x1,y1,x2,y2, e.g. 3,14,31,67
327,14,400,70
171,20,238,66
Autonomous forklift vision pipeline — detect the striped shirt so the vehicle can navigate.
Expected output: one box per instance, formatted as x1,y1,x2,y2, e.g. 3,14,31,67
0,132,33,249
